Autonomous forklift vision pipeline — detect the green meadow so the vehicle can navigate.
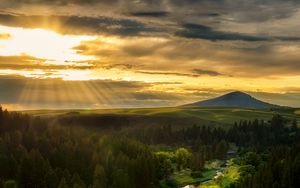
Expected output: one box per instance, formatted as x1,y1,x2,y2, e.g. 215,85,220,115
22,106,300,127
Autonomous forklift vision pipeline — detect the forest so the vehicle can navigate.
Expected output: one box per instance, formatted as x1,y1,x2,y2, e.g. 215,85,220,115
0,106,299,188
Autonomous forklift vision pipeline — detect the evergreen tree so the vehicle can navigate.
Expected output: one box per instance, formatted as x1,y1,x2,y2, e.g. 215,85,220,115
292,119,298,132
44,169,59,188
71,173,86,188
93,164,106,188
58,178,70,188
0,106,3,128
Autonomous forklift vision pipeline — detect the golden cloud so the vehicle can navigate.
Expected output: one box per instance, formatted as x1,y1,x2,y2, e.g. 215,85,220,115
0,33,11,39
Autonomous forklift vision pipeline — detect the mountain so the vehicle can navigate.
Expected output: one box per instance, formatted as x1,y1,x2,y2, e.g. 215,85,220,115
182,91,280,108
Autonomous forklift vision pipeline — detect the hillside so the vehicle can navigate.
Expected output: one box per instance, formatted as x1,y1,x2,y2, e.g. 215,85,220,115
182,91,280,108
22,106,299,128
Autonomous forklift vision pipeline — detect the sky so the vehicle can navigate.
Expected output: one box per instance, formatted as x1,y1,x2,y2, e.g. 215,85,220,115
0,0,300,109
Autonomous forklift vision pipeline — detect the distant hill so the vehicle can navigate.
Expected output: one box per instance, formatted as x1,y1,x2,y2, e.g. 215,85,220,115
182,91,281,108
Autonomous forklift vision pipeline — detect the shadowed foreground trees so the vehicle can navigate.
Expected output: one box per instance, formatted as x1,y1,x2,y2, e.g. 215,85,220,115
231,144,300,188
0,106,299,188
0,107,161,188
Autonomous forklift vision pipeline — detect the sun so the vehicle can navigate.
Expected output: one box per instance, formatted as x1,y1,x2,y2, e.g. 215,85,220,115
0,25,95,63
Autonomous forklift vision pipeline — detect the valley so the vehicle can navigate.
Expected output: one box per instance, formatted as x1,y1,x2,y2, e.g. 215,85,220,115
1,92,300,188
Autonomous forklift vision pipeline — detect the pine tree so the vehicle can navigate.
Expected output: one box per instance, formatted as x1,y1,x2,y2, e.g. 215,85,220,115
93,164,106,188
71,173,86,188
111,170,130,188
58,178,70,188
292,119,298,132
0,105,3,128
45,169,59,188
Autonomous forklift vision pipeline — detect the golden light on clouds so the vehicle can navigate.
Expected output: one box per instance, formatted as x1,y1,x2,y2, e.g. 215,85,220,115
0,33,11,39
0,25,95,63
0,16,300,108
58,70,93,81
0,25,100,81
0,23,299,92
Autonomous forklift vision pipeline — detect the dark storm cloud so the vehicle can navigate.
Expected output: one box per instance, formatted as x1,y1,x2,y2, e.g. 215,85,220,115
1,0,300,40
0,13,162,36
192,69,223,76
2,0,300,24
197,13,221,17
62,15,161,36
136,71,200,77
130,11,169,17
274,36,300,41
176,23,269,42
175,23,300,42
169,0,300,22
136,69,225,78
0,0,119,6
72,34,300,77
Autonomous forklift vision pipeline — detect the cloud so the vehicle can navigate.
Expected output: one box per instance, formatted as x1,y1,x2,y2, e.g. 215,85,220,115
250,91,300,108
0,54,93,70
2,0,300,25
136,71,200,78
71,36,300,78
101,64,134,70
130,11,169,17
0,0,119,6
176,23,300,42
2,13,298,42
0,33,10,39
121,41,165,57
1,74,300,109
176,23,266,41
192,69,224,76
199,13,220,17
0,13,163,36
1,1,300,42
0,54,46,68
1,0,300,109
0,75,186,109
169,0,300,22
137,69,225,78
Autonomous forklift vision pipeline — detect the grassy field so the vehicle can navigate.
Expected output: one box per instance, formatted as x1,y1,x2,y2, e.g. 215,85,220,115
219,165,240,187
172,160,229,187
196,165,240,188
196,159,241,188
22,107,300,127
198,185,220,188
173,169,216,186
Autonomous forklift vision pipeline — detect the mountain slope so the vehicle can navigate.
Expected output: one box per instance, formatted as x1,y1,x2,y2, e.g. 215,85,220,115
182,91,280,108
